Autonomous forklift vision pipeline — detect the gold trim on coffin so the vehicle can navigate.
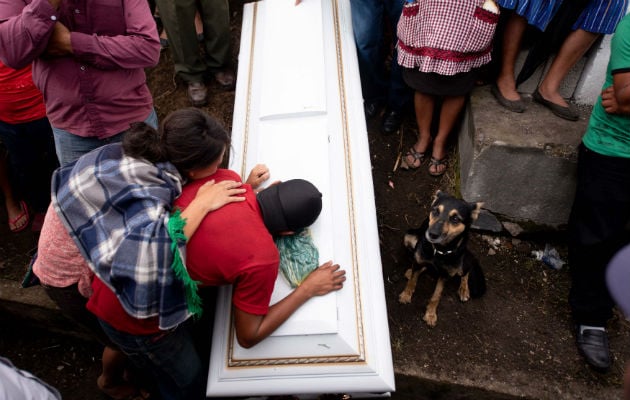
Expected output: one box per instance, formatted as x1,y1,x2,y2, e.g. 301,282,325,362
228,0,366,367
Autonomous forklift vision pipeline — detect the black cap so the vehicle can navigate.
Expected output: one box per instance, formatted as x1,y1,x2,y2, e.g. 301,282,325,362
257,179,323,233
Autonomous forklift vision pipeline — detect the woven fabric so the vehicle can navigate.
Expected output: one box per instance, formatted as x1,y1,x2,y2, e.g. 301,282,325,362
52,143,191,330
397,0,499,76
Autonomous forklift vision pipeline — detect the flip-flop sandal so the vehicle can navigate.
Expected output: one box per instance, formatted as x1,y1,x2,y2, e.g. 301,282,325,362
401,147,426,170
8,200,30,233
428,156,447,177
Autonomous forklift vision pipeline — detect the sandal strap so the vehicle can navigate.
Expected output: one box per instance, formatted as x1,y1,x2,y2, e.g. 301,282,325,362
407,147,425,161
429,156,447,166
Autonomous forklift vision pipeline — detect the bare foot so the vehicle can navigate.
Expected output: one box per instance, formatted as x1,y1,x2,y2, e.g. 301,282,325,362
97,374,138,400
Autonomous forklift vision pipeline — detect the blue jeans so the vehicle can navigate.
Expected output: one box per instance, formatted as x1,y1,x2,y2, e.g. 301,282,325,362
98,319,205,400
350,0,411,112
52,108,158,166
0,117,58,213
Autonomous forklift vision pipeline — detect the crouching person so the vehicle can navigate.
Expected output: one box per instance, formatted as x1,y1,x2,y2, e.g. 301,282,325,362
53,107,344,399
176,171,346,349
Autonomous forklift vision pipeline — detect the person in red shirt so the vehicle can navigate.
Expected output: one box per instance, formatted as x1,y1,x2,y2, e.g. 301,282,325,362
85,108,345,399
0,60,58,232
178,171,345,349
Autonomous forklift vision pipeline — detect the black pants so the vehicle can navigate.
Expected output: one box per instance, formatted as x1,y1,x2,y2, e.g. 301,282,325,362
568,144,630,326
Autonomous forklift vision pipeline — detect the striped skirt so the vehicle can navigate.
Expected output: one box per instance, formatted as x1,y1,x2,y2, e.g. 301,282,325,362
573,0,629,34
497,0,564,30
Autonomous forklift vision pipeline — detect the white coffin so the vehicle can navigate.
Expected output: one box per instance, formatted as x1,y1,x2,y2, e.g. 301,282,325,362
207,0,394,397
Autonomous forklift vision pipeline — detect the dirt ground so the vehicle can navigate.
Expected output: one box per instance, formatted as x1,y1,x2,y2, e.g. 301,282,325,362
1,1,629,399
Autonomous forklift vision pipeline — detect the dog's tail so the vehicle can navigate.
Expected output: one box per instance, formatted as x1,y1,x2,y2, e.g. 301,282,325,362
467,255,486,298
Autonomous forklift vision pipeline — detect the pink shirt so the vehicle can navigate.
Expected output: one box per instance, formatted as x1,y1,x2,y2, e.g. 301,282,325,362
33,205,93,298
0,0,160,139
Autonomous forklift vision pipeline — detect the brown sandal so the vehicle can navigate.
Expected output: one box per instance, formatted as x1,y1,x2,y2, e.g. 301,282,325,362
428,156,447,177
401,147,426,170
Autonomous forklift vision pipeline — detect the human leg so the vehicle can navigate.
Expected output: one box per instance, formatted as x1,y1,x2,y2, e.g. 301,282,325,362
537,29,599,108
15,118,57,216
99,319,205,400
381,0,412,134
97,346,139,400
155,0,209,105
428,95,466,176
494,12,527,105
199,0,231,72
42,284,140,397
403,91,434,169
0,144,28,232
351,0,387,112
568,144,630,370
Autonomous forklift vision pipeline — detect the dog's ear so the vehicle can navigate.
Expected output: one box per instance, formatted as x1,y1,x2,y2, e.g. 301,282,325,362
469,202,484,221
432,190,444,205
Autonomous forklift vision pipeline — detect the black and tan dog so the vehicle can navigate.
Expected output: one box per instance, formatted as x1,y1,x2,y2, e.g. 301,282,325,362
399,190,486,327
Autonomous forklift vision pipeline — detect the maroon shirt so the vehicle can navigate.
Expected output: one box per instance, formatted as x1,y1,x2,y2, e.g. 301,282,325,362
0,0,160,139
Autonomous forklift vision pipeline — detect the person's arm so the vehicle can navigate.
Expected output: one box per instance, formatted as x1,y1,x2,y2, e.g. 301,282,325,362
601,72,630,115
0,0,57,69
233,261,346,348
179,180,246,239
65,0,160,70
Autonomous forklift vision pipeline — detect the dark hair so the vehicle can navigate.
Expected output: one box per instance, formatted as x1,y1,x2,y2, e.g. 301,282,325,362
122,108,230,174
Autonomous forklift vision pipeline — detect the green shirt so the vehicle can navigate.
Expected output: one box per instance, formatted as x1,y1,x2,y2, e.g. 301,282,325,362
582,13,630,159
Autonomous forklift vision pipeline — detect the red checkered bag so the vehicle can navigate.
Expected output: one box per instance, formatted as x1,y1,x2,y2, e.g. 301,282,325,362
397,0,499,76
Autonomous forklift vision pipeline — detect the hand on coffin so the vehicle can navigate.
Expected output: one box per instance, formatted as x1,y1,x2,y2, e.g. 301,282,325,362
299,261,346,297
245,164,270,190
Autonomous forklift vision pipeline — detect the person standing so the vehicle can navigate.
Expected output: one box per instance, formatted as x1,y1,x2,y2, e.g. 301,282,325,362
397,0,499,176
492,0,628,121
492,0,564,113
568,12,630,372
0,60,58,231
350,0,412,135
0,0,161,166
153,0,235,107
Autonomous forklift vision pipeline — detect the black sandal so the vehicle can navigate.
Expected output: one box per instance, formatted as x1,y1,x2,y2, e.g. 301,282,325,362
428,156,447,177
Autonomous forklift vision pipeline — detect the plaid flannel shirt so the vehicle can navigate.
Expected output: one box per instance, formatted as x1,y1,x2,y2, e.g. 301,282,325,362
52,143,190,330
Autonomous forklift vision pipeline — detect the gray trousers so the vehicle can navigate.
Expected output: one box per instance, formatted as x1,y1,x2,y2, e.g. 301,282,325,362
155,0,231,83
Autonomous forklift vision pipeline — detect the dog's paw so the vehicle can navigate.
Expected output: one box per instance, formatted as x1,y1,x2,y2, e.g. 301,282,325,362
399,291,412,304
458,285,470,302
404,268,412,280
423,311,437,327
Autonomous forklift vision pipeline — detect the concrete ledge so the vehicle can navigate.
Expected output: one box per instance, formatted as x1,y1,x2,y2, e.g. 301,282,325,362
0,278,92,341
459,85,589,228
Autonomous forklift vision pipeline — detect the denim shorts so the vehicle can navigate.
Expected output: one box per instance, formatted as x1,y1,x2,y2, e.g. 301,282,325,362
98,318,204,400
52,108,158,166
